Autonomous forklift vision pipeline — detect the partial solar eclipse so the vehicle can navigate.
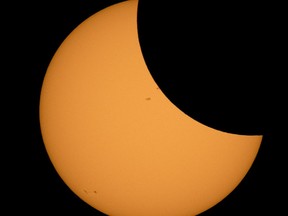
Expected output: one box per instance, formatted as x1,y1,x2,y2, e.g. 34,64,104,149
39,1,262,215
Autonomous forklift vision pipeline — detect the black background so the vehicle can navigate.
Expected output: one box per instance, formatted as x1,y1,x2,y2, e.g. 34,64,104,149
5,0,286,215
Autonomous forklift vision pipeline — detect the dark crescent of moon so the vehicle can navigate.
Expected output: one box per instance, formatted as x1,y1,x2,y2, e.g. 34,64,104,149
137,0,280,135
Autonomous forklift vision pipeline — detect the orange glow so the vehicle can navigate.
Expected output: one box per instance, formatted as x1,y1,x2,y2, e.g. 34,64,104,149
39,1,262,215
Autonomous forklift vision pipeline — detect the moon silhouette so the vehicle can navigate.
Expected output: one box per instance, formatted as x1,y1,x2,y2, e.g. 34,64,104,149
137,0,269,135
39,1,262,215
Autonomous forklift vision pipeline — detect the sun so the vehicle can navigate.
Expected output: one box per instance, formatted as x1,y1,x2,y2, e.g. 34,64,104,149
39,1,262,215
